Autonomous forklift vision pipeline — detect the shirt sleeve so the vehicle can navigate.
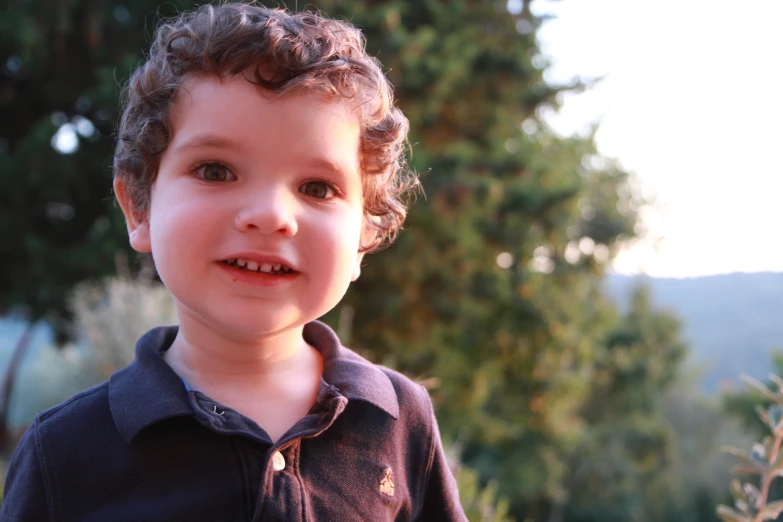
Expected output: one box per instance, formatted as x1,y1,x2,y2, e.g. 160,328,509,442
1,421,51,521
416,386,468,522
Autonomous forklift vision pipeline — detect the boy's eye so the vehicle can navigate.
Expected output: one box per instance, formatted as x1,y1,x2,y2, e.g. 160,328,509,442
196,162,235,182
299,181,335,199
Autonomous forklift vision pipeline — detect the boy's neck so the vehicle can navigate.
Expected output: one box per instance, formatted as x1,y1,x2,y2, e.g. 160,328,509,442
163,317,322,394
163,319,324,442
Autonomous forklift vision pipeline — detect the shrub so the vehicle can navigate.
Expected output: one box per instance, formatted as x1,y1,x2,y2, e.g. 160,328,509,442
718,374,783,522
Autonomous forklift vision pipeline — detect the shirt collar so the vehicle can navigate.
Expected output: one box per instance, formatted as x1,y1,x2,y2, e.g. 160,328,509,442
303,321,399,420
109,321,399,442
108,326,192,443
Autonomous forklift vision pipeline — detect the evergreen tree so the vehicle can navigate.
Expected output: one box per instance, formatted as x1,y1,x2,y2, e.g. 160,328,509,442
0,0,196,448
0,1,699,519
309,1,657,518
0,0,196,333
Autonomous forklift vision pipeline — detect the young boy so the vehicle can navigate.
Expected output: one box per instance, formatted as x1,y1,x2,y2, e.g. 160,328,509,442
1,4,466,521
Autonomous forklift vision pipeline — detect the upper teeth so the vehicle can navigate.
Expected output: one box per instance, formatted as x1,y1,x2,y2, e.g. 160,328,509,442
227,259,291,274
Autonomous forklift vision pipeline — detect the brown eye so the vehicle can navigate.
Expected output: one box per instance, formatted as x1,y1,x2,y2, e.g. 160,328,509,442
197,163,235,182
299,181,335,199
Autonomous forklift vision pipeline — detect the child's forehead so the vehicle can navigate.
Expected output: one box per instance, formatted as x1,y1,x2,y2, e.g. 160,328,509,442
165,74,362,166
173,72,364,122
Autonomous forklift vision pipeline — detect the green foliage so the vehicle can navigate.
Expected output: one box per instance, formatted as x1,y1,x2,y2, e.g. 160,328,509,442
550,286,685,521
456,466,513,522
0,0,711,520
0,0,198,337
658,378,750,522
309,1,673,518
718,375,783,522
724,355,783,442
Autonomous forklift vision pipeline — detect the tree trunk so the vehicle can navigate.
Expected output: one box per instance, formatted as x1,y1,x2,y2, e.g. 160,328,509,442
0,321,35,452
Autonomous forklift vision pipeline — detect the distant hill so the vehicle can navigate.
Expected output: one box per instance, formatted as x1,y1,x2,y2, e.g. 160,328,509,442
605,272,783,393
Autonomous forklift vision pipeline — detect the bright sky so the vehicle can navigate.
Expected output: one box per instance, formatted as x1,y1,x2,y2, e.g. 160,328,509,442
531,0,783,278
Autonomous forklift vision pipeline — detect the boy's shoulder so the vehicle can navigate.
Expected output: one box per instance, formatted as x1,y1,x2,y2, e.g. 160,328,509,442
28,326,186,447
31,379,113,435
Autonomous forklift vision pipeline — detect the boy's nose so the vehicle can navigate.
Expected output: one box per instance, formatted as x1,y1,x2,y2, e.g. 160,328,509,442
234,191,298,238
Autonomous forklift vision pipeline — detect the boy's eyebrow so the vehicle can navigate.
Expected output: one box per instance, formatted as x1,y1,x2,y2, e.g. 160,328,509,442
304,157,358,178
174,135,244,152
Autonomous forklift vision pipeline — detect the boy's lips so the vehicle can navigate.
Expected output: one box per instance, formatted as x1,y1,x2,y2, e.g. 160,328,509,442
216,253,300,287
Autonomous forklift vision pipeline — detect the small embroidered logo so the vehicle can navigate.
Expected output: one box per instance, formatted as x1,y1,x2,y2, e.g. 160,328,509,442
379,467,395,498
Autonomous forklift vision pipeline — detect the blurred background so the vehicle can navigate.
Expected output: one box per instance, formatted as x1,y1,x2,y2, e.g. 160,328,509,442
1,0,782,520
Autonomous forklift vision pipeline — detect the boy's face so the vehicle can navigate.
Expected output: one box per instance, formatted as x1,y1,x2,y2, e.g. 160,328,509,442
115,74,366,340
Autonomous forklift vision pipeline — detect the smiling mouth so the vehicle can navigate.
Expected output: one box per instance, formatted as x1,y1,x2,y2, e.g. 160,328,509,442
223,258,295,275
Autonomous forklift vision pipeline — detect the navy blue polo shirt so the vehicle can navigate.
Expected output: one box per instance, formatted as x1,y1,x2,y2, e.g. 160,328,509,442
1,321,466,521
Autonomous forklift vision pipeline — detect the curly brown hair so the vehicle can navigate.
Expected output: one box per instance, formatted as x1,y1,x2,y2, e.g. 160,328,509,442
114,3,417,252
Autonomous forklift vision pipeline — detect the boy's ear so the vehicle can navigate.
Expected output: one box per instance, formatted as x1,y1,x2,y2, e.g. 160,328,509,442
351,252,366,282
113,177,152,253
351,217,377,282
